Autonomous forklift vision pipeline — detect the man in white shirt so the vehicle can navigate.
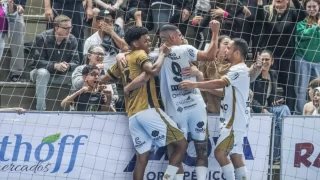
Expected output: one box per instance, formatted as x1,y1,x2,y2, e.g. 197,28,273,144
179,38,251,180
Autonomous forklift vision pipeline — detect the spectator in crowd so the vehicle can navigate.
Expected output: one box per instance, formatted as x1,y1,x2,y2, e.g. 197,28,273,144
92,0,124,34
197,35,262,113
0,107,25,114
191,0,251,50
61,65,114,112
303,78,320,115
2,0,26,82
84,9,128,112
250,50,291,164
256,0,306,113
126,0,153,30
295,0,320,115
0,0,14,58
311,87,320,115
44,0,93,63
151,0,194,37
72,45,115,110
29,15,80,111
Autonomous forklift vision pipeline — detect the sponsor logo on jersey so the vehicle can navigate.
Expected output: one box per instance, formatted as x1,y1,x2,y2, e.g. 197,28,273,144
134,137,146,148
171,85,180,91
188,48,195,58
195,121,206,133
167,52,181,60
176,96,195,106
151,130,165,141
231,72,240,80
177,106,183,113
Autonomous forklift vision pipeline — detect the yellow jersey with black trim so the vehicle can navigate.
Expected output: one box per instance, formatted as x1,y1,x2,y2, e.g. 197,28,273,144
219,62,250,132
107,50,161,117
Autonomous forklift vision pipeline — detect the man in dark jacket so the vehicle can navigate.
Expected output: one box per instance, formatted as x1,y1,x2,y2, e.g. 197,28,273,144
251,51,291,164
30,15,80,111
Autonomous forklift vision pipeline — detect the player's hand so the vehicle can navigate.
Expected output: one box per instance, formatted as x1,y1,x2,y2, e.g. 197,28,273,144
181,66,200,77
181,9,190,22
211,8,225,18
101,22,114,35
124,86,130,96
179,80,197,90
86,7,94,21
45,7,54,22
116,53,128,70
209,20,220,33
160,43,170,56
192,16,203,25
15,107,26,115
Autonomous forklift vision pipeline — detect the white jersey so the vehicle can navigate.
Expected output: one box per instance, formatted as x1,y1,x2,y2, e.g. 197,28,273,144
159,45,206,116
220,63,250,132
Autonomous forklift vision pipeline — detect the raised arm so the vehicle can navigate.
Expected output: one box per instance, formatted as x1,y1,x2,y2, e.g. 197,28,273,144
292,0,306,22
196,20,220,61
124,72,151,94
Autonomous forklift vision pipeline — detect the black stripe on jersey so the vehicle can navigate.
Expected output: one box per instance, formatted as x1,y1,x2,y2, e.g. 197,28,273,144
140,59,152,68
154,76,164,111
146,80,155,108
107,69,118,80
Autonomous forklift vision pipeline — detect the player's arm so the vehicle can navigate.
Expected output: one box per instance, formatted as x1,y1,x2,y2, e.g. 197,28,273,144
142,46,169,76
179,78,228,90
100,63,122,84
196,20,220,61
200,88,224,97
124,72,151,94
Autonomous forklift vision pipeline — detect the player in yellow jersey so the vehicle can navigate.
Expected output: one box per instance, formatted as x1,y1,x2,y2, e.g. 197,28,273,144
101,26,188,180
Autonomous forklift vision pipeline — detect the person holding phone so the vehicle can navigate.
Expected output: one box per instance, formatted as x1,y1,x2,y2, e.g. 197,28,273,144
250,50,291,165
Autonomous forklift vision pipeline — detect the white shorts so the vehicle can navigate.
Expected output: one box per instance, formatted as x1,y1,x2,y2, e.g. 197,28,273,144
170,107,208,141
129,108,185,154
216,128,245,155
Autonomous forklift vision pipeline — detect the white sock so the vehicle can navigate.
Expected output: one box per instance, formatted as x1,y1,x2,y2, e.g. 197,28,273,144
221,163,235,180
195,166,208,180
235,166,247,180
163,165,179,180
174,174,184,180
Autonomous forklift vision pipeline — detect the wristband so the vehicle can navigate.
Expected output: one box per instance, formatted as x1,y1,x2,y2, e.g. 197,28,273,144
223,11,229,18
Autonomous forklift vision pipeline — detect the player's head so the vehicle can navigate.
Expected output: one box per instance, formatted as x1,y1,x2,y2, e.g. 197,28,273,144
124,26,151,53
308,78,320,100
82,65,101,88
54,15,72,38
313,87,320,107
85,45,105,65
159,24,184,46
224,38,248,63
217,35,231,59
260,50,274,72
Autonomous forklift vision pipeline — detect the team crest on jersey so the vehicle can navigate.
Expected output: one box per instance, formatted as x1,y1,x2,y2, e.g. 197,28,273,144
177,106,183,113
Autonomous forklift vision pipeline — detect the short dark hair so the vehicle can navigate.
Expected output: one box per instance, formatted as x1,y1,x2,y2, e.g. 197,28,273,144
96,9,116,21
124,26,149,46
309,78,320,89
82,65,99,76
159,24,179,34
232,38,248,59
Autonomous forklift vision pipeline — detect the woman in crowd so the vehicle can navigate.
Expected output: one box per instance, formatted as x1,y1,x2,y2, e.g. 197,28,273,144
303,78,320,115
0,0,14,58
250,50,291,164
256,0,306,113
295,0,320,114
311,87,320,115
71,45,115,112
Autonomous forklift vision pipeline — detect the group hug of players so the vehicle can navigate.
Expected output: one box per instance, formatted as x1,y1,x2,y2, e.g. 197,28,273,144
100,20,251,180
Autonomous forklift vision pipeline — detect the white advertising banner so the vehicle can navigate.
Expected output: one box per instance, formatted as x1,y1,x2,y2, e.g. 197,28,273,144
0,113,272,180
281,116,320,180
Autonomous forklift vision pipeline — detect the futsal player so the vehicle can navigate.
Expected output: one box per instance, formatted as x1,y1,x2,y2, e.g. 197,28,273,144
179,38,251,180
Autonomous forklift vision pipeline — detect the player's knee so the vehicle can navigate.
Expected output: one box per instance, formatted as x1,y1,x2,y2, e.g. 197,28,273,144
136,152,149,166
214,148,226,161
230,154,245,168
194,139,208,163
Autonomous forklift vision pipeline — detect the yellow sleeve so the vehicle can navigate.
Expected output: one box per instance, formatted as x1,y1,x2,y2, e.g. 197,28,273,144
107,63,121,80
136,51,151,67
